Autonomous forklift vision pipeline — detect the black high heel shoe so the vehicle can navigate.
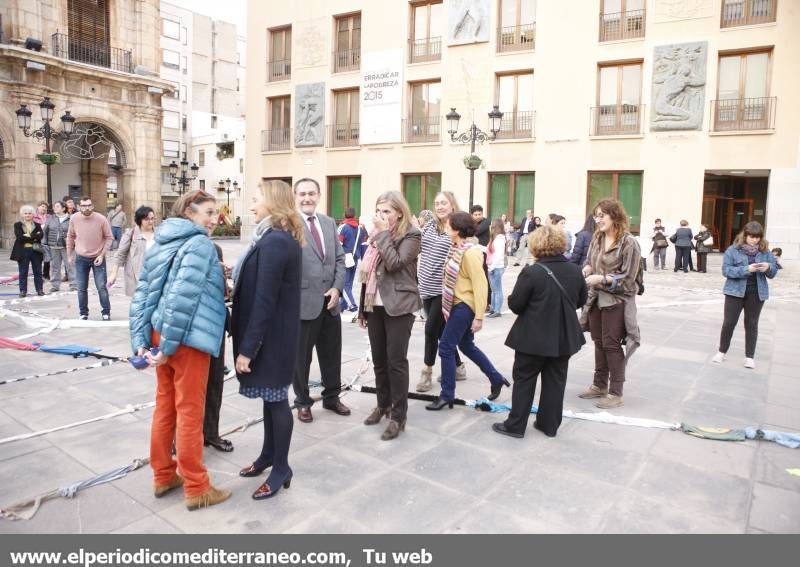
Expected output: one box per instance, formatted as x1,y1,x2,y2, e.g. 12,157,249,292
252,468,293,500
425,398,454,411
488,378,511,401
239,461,272,477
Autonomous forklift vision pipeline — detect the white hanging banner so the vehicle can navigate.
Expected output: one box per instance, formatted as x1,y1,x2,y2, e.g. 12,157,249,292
359,49,404,145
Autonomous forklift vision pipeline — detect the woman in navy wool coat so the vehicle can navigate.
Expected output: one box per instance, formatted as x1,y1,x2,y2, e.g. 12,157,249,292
231,180,305,501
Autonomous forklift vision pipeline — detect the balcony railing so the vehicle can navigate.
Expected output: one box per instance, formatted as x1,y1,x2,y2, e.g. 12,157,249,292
268,58,291,82
402,116,441,143
590,104,645,136
599,9,646,42
409,37,441,63
711,97,776,131
51,33,133,73
261,128,291,152
497,23,536,52
327,123,359,147
721,0,776,27
495,111,535,140
333,47,360,73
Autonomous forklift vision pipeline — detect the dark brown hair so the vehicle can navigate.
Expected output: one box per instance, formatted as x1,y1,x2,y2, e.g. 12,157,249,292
448,211,476,238
734,221,769,252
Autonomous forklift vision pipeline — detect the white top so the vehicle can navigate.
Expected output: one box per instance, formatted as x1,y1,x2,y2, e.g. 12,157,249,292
487,234,507,270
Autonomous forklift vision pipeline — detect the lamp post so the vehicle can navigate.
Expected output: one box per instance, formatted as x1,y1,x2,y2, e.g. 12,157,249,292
217,178,240,209
15,97,76,208
168,158,199,194
446,105,503,209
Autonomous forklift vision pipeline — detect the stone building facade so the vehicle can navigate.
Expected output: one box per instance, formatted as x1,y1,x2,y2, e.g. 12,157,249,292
0,0,171,247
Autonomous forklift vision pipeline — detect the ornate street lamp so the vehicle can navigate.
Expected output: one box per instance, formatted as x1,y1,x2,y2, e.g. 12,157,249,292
168,158,199,194
15,97,76,208
447,105,503,208
218,177,240,209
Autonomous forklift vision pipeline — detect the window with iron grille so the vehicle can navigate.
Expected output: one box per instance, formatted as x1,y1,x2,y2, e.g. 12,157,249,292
496,72,534,138
68,0,110,50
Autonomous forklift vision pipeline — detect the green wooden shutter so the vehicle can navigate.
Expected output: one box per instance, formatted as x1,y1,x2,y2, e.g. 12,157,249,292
348,177,362,219
588,173,614,216
489,174,510,220
424,174,441,211
404,175,422,214
617,173,642,234
329,178,345,221
513,174,535,224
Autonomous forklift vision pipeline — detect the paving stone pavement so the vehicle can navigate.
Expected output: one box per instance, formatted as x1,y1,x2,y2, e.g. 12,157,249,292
0,243,798,533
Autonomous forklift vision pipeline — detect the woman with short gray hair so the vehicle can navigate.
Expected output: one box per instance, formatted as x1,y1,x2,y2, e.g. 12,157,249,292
10,205,45,297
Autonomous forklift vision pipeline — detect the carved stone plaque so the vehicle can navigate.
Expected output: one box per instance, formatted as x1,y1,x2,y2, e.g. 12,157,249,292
294,18,328,69
294,83,325,147
650,42,708,131
655,0,715,23
448,0,491,46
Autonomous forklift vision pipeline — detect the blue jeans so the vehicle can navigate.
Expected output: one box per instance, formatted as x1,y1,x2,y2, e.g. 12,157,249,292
341,264,358,309
74,254,111,317
17,248,44,294
488,267,504,313
438,302,504,401
111,226,122,249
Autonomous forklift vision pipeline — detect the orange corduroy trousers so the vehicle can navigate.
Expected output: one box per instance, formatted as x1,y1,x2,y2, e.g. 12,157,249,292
150,331,211,497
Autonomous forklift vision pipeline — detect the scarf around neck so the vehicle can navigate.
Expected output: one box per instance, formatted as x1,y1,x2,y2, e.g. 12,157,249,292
441,240,474,320
359,227,398,312
232,217,272,284
739,242,760,257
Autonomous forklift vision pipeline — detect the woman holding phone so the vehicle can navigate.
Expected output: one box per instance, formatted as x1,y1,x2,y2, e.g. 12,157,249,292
711,221,778,369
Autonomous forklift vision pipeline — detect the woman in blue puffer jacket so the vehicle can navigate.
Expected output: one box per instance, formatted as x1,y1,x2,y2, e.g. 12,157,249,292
711,221,778,370
129,190,231,511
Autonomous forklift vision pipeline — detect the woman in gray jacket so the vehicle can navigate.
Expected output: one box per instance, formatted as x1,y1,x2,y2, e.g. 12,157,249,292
358,191,422,441
108,206,156,296
42,201,75,292
672,220,693,273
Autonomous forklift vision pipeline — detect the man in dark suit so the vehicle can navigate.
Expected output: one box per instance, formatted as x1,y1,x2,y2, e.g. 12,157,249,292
514,209,535,266
293,178,350,422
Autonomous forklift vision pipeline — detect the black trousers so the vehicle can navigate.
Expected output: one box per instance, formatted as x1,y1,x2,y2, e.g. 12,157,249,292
366,307,415,422
719,288,764,358
203,334,225,441
696,252,708,273
504,352,570,437
674,246,691,272
422,295,462,368
293,304,342,407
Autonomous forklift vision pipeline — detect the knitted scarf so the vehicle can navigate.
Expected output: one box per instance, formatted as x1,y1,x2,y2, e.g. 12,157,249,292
441,241,474,320
739,243,760,257
232,217,272,284
359,228,396,312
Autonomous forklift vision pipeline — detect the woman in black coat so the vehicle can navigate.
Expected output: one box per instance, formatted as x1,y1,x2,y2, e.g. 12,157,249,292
232,180,304,501
569,213,596,267
493,225,588,439
10,205,45,297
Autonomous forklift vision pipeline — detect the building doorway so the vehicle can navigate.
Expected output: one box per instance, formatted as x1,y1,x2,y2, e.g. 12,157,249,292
702,170,769,250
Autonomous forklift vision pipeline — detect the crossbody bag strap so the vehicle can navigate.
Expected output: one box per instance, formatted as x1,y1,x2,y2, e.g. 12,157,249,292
352,226,360,254
535,263,576,311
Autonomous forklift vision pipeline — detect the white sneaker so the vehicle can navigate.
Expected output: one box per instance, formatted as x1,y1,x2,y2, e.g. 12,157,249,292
744,358,756,369
711,352,726,363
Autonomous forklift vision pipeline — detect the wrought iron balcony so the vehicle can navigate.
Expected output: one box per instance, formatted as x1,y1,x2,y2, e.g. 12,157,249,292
409,37,442,63
599,9,646,42
333,47,360,73
261,128,291,152
495,111,535,140
497,23,536,53
711,97,776,131
50,33,133,73
327,123,359,147
268,58,291,82
402,116,441,143
590,104,645,136
721,0,776,27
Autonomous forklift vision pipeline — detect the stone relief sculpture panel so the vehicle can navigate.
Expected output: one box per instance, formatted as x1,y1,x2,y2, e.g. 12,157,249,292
295,83,325,147
650,42,707,131
448,0,490,46
294,18,328,69
655,0,715,22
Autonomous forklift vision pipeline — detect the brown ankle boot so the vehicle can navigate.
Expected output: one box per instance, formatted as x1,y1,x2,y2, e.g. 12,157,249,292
185,486,231,511
154,474,183,498
381,419,405,441
578,385,608,399
364,407,390,426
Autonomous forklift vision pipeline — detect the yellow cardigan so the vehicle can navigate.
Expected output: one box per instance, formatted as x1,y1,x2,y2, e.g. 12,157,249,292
453,247,488,320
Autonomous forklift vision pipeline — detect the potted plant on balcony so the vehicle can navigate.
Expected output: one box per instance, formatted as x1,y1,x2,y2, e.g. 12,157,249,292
36,152,60,166
463,154,482,170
